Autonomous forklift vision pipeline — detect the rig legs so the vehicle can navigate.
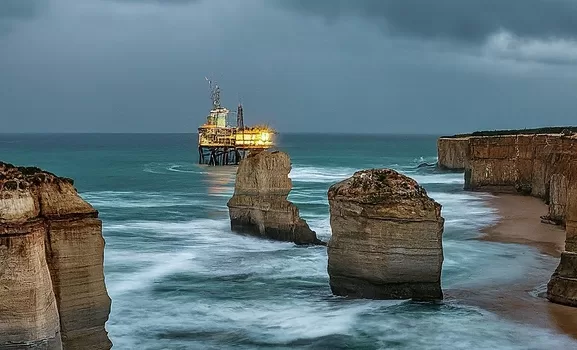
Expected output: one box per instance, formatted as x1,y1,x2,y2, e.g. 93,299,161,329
198,147,249,166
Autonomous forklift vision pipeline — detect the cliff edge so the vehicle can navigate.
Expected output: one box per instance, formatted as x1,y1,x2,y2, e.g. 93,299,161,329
0,162,111,350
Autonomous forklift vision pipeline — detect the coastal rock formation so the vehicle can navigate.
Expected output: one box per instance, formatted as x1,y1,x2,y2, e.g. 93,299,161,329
327,169,444,300
438,131,577,223
0,162,111,350
464,134,577,198
548,160,577,306
227,150,323,245
546,173,568,225
436,128,577,307
437,137,469,170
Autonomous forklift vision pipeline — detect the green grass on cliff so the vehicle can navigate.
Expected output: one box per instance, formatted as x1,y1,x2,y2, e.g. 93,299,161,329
443,126,577,138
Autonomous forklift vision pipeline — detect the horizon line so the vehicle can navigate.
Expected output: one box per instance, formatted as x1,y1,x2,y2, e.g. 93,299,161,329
0,131,449,136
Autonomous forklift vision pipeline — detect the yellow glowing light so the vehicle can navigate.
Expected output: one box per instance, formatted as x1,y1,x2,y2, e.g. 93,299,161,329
260,133,270,142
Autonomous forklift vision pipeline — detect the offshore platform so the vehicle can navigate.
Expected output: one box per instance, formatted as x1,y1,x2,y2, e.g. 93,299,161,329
197,79,276,165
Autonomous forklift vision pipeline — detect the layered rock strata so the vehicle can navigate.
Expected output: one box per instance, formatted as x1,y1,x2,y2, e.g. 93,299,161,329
0,162,111,350
437,137,469,170
327,169,444,300
437,130,577,307
438,132,577,224
548,160,577,306
227,151,323,245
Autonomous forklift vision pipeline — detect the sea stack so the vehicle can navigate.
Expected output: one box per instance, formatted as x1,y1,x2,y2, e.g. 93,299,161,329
227,150,323,245
327,169,444,300
548,159,577,306
0,162,112,349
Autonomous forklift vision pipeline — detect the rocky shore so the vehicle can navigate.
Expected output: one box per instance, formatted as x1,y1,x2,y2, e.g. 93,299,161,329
0,162,111,350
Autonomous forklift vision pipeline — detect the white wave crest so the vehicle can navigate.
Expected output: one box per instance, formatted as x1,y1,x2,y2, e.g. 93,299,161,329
81,191,204,209
289,166,355,183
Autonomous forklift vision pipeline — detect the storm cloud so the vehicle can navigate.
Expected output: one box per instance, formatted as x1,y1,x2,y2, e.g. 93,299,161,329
1,0,577,134
0,0,47,35
280,0,577,43
279,0,577,64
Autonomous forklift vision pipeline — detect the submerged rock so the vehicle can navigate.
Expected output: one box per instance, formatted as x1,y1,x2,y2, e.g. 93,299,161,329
416,162,437,169
227,150,324,245
327,169,444,300
0,161,111,350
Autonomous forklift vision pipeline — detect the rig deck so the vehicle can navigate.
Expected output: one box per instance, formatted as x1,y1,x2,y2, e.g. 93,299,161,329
197,80,276,165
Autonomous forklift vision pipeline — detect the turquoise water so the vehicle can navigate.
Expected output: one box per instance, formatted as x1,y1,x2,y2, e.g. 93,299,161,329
1,133,575,350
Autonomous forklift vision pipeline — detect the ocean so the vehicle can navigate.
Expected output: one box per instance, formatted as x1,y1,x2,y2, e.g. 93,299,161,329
1,133,575,350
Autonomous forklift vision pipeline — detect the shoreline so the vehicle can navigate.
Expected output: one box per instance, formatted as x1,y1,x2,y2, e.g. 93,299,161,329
459,193,577,339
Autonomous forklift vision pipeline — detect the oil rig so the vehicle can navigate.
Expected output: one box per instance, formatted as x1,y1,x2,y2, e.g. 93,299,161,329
197,79,276,165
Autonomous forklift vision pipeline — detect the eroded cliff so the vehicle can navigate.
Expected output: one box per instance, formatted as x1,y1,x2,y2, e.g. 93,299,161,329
227,151,323,245
0,162,111,350
437,129,577,307
548,159,577,306
327,169,444,300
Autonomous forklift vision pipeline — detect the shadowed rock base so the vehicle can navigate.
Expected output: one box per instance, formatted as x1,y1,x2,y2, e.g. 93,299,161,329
330,275,443,301
548,252,577,307
230,217,323,245
0,336,63,350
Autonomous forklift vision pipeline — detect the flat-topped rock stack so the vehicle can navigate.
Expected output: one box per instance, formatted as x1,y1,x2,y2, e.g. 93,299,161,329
327,169,444,300
437,128,577,307
227,150,324,245
0,162,111,350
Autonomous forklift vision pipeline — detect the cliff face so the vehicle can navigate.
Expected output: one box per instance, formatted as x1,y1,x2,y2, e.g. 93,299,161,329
327,169,444,300
437,137,470,170
227,151,323,245
463,134,576,199
0,162,111,350
437,132,577,307
548,160,577,306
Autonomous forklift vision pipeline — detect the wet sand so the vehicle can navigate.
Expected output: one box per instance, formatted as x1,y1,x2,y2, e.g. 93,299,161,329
480,194,565,257
459,193,577,338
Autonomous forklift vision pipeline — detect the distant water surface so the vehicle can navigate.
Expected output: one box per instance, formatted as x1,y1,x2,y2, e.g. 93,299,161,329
1,133,575,350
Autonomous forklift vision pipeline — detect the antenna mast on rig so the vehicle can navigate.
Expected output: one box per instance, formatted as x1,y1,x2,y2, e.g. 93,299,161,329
205,77,221,109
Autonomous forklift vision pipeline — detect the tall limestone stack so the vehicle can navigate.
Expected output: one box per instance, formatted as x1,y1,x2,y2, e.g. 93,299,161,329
227,150,323,245
0,162,112,350
548,159,577,306
327,169,444,300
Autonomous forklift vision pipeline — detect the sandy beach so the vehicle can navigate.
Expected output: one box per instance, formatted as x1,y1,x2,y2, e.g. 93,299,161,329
460,193,577,338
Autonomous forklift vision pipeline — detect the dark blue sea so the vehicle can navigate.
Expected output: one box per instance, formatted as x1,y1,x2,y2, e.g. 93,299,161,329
1,133,575,350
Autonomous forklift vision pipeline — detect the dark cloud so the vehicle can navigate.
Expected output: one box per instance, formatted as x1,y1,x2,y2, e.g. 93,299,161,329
0,0,42,20
279,0,577,44
1,0,577,133
0,0,47,36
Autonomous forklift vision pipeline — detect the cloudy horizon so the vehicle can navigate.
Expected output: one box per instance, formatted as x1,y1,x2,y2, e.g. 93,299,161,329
1,0,577,134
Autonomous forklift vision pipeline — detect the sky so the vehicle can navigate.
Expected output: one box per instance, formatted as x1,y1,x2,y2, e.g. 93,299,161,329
1,0,577,134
